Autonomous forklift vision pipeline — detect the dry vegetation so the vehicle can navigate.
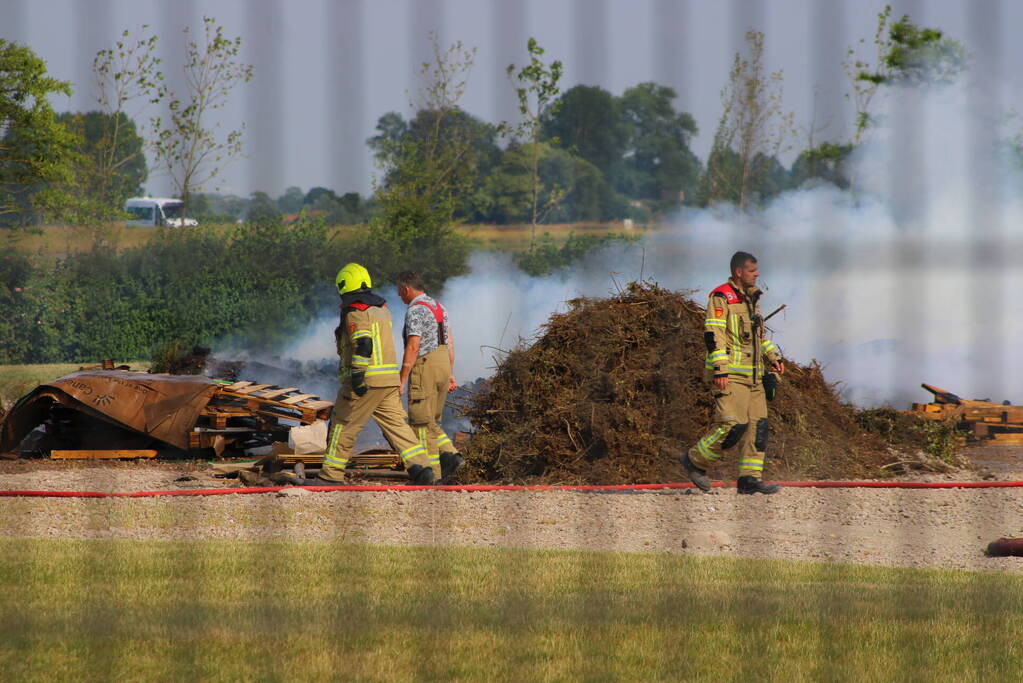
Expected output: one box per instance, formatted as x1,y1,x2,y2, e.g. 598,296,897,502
464,282,947,484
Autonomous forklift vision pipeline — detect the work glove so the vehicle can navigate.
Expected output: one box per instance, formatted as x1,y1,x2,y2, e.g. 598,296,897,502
763,372,778,401
351,370,368,397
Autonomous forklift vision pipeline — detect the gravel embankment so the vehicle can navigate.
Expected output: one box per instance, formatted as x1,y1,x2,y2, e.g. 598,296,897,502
1,456,1022,573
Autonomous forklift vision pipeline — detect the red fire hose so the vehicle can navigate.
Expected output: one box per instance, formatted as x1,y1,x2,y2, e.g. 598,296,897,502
1,480,1023,498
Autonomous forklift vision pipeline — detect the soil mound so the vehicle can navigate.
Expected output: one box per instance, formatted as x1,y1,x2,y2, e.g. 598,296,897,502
464,282,915,485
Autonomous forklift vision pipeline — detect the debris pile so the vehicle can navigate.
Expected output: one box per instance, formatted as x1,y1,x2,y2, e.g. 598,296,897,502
464,282,927,485
912,383,1022,445
0,371,331,459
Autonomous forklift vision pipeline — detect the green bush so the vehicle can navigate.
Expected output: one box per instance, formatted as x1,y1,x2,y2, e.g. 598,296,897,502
514,231,638,277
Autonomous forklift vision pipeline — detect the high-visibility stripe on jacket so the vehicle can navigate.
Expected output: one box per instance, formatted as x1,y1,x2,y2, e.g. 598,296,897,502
703,279,781,385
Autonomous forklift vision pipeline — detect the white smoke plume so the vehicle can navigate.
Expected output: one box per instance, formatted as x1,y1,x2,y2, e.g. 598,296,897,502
283,77,1023,410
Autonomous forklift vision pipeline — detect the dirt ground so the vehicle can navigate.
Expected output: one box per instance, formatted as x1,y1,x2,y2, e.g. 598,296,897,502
1,447,1022,574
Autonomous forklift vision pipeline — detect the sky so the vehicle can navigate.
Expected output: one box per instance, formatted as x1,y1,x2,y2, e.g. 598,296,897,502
2,0,1019,200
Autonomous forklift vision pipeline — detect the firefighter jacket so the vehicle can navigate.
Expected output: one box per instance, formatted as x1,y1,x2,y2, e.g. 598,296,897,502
703,278,781,385
335,291,400,389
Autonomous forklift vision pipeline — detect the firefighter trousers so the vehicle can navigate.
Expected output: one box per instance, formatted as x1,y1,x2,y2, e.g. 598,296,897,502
407,346,458,478
321,386,430,482
689,381,769,477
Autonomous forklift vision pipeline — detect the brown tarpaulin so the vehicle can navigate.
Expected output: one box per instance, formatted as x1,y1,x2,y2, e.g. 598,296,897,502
0,371,219,452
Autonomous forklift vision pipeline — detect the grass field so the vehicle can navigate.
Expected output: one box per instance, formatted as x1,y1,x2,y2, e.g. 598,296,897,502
7,221,655,259
0,539,1019,680
0,363,147,410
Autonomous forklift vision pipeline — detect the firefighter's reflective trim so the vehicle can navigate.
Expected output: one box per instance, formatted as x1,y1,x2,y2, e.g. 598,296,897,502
755,418,769,451
707,350,728,363
704,318,727,328
727,364,754,375
351,330,373,340
399,443,427,464
351,354,372,367
364,364,399,376
729,314,743,365
324,424,347,468
696,426,728,461
437,434,453,449
739,458,765,471
761,340,777,354
720,422,748,449
371,323,383,366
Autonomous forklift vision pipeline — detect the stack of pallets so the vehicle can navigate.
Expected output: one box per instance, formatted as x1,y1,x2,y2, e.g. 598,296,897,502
189,380,334,450
911,383,1023,445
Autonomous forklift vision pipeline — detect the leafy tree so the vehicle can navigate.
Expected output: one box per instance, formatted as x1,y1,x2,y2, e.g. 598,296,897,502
701,30,793,209
365,35,478,288
846,6,966,143
56,111,147,214
367,112,409,164
303,186,337,206
481,142,624,223
542,84,626,175
246,191,281,223
790,142,853,190
0,40,77,227
506,38,563,240
84,27,162,216
276,186,304,214
514,230,637,276
613,82,701,206
149,17,254,215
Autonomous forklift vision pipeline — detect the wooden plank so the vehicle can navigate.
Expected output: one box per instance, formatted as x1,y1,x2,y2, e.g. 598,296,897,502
254,387,299,399
300,400,334,411
232,384,273,395
281,393,317,405
224,381,254,391
52,449,158,460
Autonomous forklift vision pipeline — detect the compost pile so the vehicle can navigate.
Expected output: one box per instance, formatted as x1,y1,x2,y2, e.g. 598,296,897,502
464,282,917,485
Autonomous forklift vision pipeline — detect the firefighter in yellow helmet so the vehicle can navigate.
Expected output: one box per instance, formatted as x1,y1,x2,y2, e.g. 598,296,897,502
680,251,784,494
292,263,435,485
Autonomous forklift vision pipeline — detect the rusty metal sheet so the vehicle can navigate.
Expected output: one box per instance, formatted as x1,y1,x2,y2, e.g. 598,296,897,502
0,371,219,452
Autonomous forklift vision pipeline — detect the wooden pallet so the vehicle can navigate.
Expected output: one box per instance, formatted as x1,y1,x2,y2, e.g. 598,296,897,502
52,449,158,460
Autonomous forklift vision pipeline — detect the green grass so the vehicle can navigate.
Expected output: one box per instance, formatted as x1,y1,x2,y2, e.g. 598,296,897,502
458,221,655,252
0,539,1020,680
0,363,147,411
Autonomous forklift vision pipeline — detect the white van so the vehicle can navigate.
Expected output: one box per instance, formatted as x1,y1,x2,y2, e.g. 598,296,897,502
124,197,199,228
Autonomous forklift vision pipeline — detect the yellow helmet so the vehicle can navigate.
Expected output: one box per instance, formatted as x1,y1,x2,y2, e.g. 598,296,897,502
335,262,372,295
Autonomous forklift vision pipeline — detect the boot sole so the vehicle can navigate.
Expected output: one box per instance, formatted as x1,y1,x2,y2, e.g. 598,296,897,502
678,454,712,492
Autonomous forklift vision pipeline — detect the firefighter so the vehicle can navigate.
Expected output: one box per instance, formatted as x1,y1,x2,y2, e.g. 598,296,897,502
294,263,435,486
396,270,464,484
680,251,784,494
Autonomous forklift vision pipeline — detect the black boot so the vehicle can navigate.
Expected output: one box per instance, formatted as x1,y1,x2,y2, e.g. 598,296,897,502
407,465,435,486
679,450,712,492
439,451,464,484
736,475,780,495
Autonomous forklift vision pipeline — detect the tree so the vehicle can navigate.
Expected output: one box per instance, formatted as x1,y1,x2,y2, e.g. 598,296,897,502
57,111,147,212
369,107,500,221
0,40,77,227
506,38,563,239
84,27,161,216
542,84,626,175
613,82,701,205
364,35,478,288
701,30,793,209
845,6,966,143
276,186,304,214
149,17,253,215
790,142,853,190
246,191,280,223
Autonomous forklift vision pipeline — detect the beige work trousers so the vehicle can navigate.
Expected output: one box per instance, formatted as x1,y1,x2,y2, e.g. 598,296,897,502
321,386,430,481
407,346,458,477
689,381,769,477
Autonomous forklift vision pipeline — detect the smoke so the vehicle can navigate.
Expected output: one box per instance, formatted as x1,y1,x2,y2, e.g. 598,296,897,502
281,76,1023,410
